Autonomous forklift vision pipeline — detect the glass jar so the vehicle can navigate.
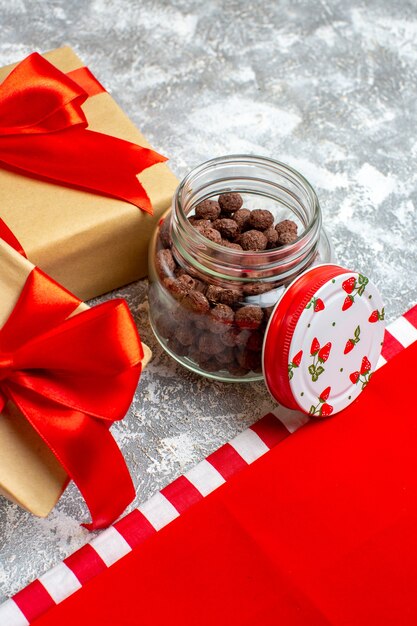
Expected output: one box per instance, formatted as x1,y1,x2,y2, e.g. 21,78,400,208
148,155,333,382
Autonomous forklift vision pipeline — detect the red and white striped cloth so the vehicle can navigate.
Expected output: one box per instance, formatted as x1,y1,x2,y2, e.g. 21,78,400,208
1,304,417,626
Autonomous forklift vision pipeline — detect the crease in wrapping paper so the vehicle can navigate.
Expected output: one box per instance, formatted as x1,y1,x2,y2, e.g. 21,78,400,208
0,239,151,517
32,341,417,626
0,46,179,300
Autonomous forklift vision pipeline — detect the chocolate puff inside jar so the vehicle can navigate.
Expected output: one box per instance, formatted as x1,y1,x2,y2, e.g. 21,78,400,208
148,155,333,382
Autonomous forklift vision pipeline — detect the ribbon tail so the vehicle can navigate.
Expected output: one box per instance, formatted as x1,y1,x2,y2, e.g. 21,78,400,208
0,129,167,214
80,422,136,531
8,384,136,530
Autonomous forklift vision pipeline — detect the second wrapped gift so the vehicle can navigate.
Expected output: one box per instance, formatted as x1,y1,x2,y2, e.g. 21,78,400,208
0,221,150,529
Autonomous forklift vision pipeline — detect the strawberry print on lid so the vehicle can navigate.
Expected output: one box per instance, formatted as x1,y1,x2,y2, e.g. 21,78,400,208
308,339,332,381
349,356,373,390
263,266,385,417
288,350,303,380
306,296,325,312
309,386,334,417
344,325,361,354
288,271,384,415
369,308,385,323
341,274,369,311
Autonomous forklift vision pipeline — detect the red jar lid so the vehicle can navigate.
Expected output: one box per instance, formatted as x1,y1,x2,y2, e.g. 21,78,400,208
262,264,385,417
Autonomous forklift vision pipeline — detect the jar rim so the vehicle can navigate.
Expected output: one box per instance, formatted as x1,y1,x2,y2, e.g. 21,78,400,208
172,154,322,282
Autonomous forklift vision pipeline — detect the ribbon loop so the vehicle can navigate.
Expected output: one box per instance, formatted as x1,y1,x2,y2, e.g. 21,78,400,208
0,53,88,136
0,52,168,213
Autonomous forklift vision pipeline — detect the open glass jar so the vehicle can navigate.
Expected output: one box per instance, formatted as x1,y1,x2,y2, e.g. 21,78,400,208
148,155,333,382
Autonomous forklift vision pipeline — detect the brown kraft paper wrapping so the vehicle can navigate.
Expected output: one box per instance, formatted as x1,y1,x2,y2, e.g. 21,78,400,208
0,46,178,301
0,239,151,517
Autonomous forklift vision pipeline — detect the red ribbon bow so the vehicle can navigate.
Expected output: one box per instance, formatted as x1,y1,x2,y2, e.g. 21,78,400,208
0,52,167,214
0,260,143,529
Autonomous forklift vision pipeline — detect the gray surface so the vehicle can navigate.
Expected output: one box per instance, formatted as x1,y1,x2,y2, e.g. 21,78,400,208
0,0,416,602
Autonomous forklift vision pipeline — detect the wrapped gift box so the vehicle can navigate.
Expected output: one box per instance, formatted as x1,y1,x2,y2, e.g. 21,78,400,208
0,46,178,301
0,237,151,518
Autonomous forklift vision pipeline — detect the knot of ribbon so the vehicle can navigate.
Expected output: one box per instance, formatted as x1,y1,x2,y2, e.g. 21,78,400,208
0,264,143,529
0,52,167,213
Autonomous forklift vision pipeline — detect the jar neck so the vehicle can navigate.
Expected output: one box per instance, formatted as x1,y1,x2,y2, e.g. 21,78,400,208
171,155,322,284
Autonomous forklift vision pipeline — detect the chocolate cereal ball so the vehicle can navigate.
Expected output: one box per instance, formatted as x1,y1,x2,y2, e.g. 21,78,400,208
182,290,210,314
236,348,262,372
218,288,241,307
232,208,251,231
205,285,223,305
177,273,196,291
192,219,212,232
221,240,243,251
219,328,238,347
206,285,241,307
235,305,264,329
198,333,224,356
202,227,222,244
195,199,221,221
275,219,298,245
212,218,239,240
194,314,208,330
234,329,251,347
209,304,235,333
176,326,195,346
215,347,235,365
263,226,279,249
242,282,274,296
155,315,175,340
246,331,264,352
163,277,189,300
238,230,268,251
155,248,176,278
167,338,189,357
248,209,274,230
218,192,243,214
171,304,191,325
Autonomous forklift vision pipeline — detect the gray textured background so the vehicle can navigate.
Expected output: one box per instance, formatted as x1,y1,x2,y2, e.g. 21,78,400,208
1,0,416,602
